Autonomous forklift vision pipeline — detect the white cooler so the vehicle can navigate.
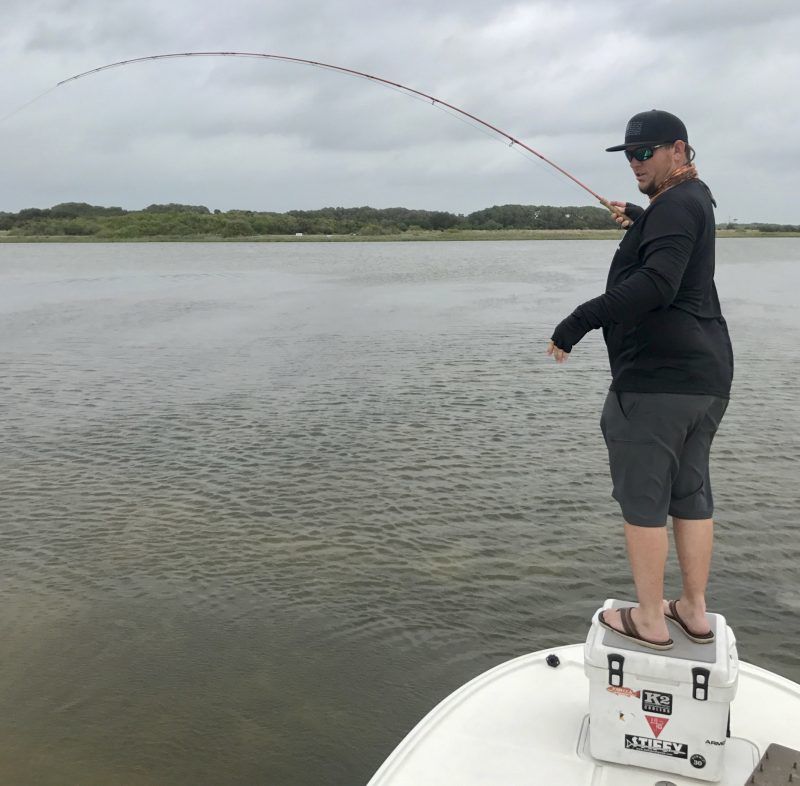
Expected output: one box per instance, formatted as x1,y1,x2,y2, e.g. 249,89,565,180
584,599,739,782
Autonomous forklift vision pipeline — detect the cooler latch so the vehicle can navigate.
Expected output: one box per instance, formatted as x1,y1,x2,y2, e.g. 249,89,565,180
692,667,710,701
607,654,625,687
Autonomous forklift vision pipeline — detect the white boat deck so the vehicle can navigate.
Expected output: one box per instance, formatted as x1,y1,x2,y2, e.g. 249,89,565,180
368,644,800,785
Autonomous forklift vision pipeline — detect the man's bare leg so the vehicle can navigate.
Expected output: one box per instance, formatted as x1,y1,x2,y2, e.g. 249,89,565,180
602,523,670,642
666,517,713,635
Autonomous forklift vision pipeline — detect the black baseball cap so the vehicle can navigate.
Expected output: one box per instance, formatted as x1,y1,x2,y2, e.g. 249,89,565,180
605,109,688,151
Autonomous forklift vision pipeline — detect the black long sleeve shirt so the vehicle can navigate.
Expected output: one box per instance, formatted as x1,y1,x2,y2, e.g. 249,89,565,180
551,179,733,397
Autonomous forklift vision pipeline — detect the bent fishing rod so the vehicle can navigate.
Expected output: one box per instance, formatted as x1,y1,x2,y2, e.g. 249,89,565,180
12,51,625,219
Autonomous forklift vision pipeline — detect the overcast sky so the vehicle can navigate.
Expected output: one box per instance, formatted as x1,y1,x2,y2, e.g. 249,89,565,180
1,0,798,222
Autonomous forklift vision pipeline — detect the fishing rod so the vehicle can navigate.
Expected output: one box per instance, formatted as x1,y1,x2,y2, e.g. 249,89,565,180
14,51,626,220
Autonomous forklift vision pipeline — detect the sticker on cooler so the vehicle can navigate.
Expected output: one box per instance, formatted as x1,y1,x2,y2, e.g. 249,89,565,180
606,686,640,698
624,734,688,759
641,689,672,715
645,715,669,738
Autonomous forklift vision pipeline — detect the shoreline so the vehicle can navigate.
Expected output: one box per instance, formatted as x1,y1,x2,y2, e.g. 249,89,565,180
0,229,797,243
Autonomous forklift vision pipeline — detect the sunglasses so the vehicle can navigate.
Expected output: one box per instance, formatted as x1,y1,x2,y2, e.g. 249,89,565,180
624,143,669,162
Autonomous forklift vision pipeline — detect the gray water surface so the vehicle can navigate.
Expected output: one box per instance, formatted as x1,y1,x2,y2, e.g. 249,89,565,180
1,239,798,785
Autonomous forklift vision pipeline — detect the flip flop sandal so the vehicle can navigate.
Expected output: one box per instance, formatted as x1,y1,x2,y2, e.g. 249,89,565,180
665,599,715,644
599,607,674,651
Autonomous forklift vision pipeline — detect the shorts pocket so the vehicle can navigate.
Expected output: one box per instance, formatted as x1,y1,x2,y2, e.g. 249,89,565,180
616,391,640,420
601,392,652,444
702,397,729,433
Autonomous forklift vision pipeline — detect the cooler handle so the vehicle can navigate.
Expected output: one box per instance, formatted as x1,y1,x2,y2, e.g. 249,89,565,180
607,654,625,687
692,667,710,701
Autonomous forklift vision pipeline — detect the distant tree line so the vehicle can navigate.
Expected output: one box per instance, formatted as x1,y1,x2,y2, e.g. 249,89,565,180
0,201,622,238
2,203,793,238
719,222,800,232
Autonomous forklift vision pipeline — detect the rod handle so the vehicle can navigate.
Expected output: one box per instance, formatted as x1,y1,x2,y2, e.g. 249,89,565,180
600,198,632,229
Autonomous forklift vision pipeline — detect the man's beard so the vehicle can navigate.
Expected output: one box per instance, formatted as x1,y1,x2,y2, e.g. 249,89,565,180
638,179,658,197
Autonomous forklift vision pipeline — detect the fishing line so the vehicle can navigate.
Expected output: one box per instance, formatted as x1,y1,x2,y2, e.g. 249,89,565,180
6,51,623,217
0,85,60,124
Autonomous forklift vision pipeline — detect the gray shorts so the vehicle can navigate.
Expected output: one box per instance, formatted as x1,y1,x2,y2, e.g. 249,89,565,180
600,391,728,527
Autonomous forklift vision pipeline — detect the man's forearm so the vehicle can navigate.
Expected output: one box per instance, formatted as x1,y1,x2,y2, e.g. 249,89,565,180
551,271,666,352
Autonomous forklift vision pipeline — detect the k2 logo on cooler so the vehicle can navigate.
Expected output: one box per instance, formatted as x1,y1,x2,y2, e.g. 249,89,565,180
624,735,688,759
641,689,672,715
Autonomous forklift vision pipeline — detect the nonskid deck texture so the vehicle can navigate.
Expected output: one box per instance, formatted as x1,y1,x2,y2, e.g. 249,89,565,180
368,644,800,786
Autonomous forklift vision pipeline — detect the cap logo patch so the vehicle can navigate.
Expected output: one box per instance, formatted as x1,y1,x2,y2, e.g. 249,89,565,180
625,120,643,136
